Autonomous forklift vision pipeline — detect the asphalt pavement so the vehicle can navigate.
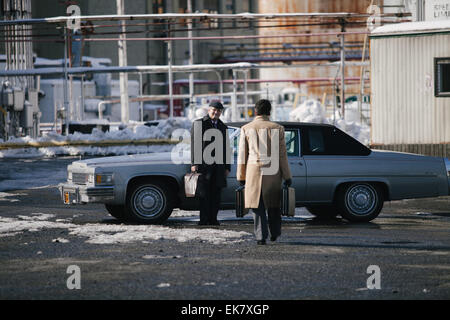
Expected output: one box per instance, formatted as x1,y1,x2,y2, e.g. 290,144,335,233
0,156,449,301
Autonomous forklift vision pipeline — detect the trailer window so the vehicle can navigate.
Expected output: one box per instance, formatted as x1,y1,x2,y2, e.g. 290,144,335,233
435,58,450,97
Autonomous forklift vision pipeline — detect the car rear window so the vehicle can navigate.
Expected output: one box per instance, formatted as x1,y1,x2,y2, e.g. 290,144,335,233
302,126,371,156
229,127,300,157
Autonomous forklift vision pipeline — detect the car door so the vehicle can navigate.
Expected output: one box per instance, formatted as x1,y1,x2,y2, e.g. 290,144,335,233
301,125,372,203
284,127,307,204
222,126,306,205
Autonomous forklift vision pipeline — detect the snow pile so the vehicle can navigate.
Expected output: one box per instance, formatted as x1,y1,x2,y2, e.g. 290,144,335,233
333,101,371,146
0,212,252,244
0,100,371,158
288,99,370,145
69,223,251,245
0,213,72,237
289,99,328,124
0,117,192,158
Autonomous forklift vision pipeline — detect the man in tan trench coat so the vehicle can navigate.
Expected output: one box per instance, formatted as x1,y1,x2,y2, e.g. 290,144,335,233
237,99,292,245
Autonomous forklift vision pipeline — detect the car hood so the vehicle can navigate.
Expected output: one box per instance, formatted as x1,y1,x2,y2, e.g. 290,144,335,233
73,152,188,167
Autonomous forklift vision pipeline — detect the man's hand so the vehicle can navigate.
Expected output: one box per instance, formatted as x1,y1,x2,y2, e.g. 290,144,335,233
191,165,198,172
238,180,245,186
283,179,292,187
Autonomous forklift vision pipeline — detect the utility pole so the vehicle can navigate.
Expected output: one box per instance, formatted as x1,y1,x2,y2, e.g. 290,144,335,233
63,26,69,135
117,0,129,124
167,21,174,119
232,70,237,122
340,20,346,119
187,0,194,116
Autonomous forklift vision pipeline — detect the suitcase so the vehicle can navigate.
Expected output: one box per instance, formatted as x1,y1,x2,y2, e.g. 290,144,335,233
235,186,249,218
281,186,295,217
184,172,206,198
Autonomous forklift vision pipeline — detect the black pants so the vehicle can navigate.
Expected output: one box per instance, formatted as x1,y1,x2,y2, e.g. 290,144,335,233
199,168,222,224
252,193,281,241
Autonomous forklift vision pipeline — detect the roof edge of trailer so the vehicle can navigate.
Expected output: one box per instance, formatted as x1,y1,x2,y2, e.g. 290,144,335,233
370,20,450,38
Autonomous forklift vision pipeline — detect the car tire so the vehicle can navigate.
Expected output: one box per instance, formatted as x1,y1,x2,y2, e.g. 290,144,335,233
306,205,339,219
337,183,384,222
125,180,174,224
105,204,127,221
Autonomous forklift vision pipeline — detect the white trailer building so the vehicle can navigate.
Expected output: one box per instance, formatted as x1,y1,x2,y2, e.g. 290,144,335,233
370,20,450,157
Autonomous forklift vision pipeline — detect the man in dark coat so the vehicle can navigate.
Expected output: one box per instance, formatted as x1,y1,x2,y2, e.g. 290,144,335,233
190,101,231,225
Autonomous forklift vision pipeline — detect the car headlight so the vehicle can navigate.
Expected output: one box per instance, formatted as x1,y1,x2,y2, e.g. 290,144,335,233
95,173,114,186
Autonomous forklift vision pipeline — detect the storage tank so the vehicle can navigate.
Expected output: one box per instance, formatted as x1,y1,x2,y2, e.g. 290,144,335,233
39,79,96,123
257,0,373,103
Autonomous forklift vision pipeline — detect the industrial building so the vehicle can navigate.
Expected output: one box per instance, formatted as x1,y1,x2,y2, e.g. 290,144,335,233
370,20,450,157
0,0,431,143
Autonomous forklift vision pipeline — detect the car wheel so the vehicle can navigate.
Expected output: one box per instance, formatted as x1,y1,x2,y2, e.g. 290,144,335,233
105,204,126,221
337,183,384,222
306,205,339,219
125,180,174,224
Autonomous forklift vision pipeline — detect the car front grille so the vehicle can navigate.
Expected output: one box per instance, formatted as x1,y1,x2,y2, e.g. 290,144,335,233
72,172,88,185
86,187,114,197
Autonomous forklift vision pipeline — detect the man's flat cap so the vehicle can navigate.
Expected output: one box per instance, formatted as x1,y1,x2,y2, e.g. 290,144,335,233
209,101,224,110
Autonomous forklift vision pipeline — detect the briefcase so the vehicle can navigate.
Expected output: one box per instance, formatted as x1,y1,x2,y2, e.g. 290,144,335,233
281,186,295,217
235,186,249,218
184,172,206,198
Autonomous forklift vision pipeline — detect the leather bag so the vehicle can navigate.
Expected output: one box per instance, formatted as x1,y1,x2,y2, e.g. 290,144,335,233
184,172,206,198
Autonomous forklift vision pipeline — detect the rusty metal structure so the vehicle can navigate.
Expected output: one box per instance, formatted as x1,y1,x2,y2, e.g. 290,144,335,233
257,0,377,107
1,0,40,139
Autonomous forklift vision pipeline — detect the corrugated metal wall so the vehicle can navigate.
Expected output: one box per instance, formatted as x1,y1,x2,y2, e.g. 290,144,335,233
371,33,450,145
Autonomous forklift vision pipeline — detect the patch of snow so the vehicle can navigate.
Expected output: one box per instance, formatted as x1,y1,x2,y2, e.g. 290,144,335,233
0,212,252,245
68,223,251,245
142,255,182,259
0,192,20,202
52,238,70,243
170,209,199,217
0,215,74,237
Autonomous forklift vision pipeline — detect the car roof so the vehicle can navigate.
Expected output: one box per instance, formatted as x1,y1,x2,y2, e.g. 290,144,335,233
225,121,335,129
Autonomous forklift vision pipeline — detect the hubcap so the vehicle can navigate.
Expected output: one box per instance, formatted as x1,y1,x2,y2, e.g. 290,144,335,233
133,186,165,218
346,184,377,216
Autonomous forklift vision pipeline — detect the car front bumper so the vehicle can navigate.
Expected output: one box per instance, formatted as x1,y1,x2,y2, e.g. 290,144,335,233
59,183,114,204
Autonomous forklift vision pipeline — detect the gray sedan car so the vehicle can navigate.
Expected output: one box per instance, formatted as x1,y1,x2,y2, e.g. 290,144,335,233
59,122,450,223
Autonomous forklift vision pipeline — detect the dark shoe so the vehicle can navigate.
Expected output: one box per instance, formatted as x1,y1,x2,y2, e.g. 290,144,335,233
210,220,220,226
270,236,278,242
198,221,208,226
257,240,266,245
